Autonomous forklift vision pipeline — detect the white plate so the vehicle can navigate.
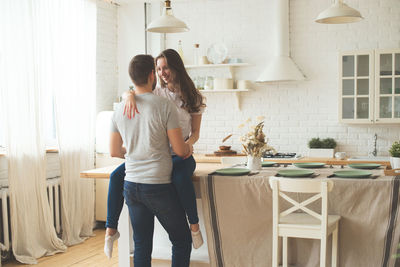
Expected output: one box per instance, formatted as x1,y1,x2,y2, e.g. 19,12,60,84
207,43,228,64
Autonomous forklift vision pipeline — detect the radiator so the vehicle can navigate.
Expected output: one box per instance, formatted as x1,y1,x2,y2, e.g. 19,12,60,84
0,177,62,252
0,188,9,252
47,177,62,235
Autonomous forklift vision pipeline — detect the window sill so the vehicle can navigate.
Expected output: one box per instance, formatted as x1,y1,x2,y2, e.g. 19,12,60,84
46,147,59,153
0,148,59,157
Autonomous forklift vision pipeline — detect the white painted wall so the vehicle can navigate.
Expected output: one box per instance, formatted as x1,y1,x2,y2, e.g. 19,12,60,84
117,2,147,95
97,0,118,113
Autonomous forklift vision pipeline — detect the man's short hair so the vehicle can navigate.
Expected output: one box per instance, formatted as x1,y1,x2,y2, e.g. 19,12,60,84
128,54,155,86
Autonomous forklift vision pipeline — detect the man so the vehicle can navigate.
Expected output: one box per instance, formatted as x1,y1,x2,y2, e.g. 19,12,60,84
109,54,192,267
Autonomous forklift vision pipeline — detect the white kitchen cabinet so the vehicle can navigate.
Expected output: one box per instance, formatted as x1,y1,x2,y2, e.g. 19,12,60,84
374,49,400,123
186,63,250,110
339,49,400,124
339,50,374,123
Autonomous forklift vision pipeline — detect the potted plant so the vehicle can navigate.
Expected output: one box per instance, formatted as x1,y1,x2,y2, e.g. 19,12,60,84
308,137,337,158
389,141,400,169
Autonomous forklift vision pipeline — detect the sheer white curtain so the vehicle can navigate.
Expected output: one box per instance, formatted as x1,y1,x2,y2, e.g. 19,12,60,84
0,1,67,264
51,0,96,246
0,0,96,263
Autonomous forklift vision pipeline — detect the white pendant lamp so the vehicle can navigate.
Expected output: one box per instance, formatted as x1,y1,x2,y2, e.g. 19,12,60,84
315,0,363,24
147,0,189,33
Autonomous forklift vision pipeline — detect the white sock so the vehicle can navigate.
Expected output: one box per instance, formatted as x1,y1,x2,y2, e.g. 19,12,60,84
191,229,204,249
104,231,120,259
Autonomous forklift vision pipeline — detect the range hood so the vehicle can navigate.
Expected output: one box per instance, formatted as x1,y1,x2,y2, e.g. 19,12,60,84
257,0,305,82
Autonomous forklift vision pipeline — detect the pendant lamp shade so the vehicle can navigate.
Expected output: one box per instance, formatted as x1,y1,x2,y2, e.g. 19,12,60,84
147,0,189,33
315,0,363,24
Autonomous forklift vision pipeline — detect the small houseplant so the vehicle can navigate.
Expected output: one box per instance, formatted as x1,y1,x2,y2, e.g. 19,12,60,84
308,137,337,158
389,141,400,169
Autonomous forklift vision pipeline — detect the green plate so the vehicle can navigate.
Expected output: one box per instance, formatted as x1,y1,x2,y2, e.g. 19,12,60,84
215,168,250,176
262,161,277,167
293,162,326,168
333,170,372,178
348,163,381,170
277,169,314,178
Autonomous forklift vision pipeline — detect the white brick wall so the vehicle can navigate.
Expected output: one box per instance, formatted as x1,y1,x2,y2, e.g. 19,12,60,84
156,0,400,157
96,1,118,114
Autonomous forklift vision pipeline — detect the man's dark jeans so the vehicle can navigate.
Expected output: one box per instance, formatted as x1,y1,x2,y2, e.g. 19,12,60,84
123,181,192,267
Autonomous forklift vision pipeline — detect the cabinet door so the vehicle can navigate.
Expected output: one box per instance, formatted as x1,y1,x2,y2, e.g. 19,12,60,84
339,50,374,123
375,49,400,123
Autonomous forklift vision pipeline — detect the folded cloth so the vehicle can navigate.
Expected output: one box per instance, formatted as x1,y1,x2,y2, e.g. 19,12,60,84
104,231,120,259
191,230,204,249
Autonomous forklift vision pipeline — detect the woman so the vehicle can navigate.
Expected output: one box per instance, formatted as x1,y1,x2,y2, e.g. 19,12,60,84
104,49,206,259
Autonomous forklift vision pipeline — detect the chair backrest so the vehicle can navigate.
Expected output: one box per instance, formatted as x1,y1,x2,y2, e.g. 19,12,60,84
269,177,334,227
221,156,247,166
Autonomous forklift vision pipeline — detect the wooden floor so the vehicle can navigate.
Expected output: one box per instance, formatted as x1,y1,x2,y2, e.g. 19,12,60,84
2,229,210,267
3,229,118,267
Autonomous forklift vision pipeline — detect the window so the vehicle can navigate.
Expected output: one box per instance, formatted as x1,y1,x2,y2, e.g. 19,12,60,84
0,96,58,149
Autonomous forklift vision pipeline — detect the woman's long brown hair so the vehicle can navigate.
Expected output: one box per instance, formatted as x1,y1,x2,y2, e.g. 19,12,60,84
155,49,206,113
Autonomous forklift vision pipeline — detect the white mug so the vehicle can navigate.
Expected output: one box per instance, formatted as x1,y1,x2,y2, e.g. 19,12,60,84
335,152,346,159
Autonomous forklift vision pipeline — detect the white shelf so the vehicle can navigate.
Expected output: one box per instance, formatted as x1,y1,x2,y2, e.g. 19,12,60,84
187,63,251,110
199,89,250,110
185,63,250,69
200,89,249,92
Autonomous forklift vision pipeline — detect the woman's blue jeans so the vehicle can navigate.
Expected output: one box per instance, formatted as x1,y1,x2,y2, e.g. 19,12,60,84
123,181,192,267
106,155,198,229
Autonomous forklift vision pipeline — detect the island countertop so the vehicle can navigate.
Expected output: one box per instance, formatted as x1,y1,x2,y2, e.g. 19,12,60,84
80,162,222,181
80,155,391,180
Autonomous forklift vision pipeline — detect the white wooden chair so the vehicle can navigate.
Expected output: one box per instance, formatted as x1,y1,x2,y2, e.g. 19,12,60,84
269,177,340,267
220,156,247,166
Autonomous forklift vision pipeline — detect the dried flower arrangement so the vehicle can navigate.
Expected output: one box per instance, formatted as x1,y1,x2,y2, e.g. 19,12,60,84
239,117,275,157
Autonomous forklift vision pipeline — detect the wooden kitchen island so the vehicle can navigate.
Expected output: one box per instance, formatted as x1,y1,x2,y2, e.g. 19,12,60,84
81,158,399,267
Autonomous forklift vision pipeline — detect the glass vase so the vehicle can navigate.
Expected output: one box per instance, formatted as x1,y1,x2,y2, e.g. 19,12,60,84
247,155,262,171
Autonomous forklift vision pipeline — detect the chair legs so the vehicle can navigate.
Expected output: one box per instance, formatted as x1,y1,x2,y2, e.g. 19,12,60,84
332,226,338,267
272,232,278,267
283,236,288,267
320,235,327,267
274,227,339,267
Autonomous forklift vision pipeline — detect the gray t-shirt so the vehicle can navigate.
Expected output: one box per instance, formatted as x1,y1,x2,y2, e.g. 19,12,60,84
110,93,180,184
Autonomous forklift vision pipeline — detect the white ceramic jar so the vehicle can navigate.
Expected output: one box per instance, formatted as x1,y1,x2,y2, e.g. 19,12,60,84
213,78,233,90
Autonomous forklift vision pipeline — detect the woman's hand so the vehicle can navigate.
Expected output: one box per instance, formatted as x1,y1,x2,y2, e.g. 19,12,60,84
183,143,193,159
123,91,139,119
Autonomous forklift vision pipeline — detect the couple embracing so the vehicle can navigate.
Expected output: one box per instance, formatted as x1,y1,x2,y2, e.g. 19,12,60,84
106,49,206,267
